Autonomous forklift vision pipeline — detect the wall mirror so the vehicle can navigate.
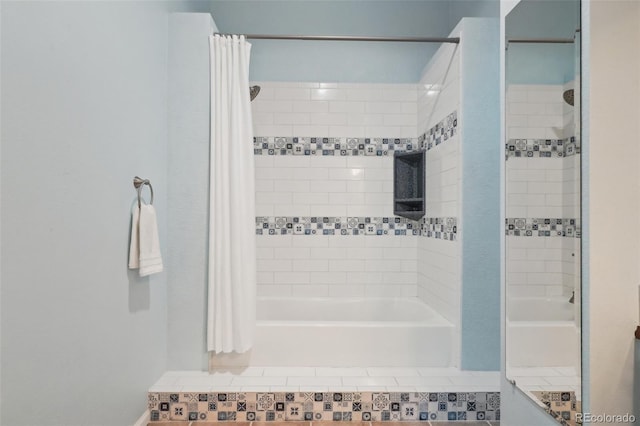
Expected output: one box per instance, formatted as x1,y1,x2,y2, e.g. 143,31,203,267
505,0,581,424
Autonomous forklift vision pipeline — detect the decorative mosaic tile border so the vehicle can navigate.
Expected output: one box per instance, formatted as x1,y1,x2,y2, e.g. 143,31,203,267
505,218,581,238
418,111,458,151
256,216,418,236
148,391,500,422
505,137,580,159
531,391,580,426
253,112,458,157
255,216,457,241
421,217,457,241
253,136,417,156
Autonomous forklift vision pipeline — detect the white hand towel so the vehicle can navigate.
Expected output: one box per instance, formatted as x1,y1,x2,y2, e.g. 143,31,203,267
128,205,140,269
138,204,163,276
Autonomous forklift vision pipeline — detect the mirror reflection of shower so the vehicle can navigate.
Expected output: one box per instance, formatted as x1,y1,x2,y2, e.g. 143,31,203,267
505,0,582,423
250,85,260,101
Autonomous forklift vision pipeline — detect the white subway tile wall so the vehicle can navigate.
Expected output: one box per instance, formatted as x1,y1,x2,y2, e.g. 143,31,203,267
252,82,418,140
252,82,421,297
506,84,566,140
416,42,462,328
506,236,578,298
506,83,580,298
255,235,418,297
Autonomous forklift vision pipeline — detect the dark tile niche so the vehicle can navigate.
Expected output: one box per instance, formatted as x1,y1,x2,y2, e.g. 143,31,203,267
393,150,425,221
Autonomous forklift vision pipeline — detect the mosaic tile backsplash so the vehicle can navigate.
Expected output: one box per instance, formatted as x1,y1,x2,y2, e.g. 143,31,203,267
148,391,500,422
505,137,580,159
505,218,581,238
256,216,457,241
254,112,457,157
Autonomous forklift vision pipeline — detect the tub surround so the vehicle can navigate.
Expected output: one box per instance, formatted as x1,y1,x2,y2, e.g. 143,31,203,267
255,234,420,298
251,19,501,373
252,82,427,301
252,82,460,303
505,83,581,299
415,29,461,333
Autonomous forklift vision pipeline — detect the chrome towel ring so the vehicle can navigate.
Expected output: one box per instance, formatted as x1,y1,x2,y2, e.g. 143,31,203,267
133,176,154,208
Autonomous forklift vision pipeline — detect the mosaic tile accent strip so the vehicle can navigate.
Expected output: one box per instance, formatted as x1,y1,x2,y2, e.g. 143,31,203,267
419,217,457,241
531,391,580,426
255,216,457,241
148,391,500,422
505,218,581,238
253,112,458,157
505,137,581,159
253,136,417,156
418,111,458,151
256,216,419,236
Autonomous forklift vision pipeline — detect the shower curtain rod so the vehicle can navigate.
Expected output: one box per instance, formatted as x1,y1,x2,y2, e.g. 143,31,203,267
213,33,460,44
507,38,575,44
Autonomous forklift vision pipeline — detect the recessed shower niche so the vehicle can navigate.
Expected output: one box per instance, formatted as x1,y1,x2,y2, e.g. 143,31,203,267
394,150,426,220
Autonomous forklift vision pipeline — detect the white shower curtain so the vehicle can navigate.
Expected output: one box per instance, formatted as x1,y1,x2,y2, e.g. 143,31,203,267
207,35,256,353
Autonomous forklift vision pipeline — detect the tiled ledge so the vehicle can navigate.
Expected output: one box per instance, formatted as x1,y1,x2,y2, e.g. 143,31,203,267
149,422,499,426
151,368,501,393
148,391,500,423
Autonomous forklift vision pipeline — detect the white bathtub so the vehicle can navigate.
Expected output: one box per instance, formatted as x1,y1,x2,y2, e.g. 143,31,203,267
222,297,453,367
507,297,580,368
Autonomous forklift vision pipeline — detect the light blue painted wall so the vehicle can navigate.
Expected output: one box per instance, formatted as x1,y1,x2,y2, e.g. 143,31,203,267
0,1,202,424
450,0,500,23
505,0,579,85
167,13,216,371
506,0,579,39
459,17,501,371
209,0,498,83
507,43,575,84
